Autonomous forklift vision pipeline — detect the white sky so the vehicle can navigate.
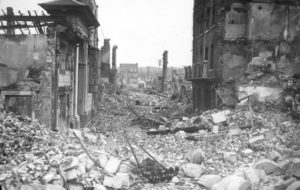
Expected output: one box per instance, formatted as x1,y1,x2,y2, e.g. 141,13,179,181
0,0,193,67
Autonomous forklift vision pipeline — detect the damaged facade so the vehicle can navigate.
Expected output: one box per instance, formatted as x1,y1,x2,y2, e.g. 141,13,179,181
0,0,101,130
186,0,300,112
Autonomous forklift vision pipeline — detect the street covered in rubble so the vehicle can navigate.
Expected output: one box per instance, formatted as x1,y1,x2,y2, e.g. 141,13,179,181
1,0,300,189
1,87,300,190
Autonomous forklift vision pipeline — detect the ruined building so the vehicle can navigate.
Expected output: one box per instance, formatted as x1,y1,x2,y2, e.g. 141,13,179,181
119,63,139,86
0,0,101,130
185,0,300,112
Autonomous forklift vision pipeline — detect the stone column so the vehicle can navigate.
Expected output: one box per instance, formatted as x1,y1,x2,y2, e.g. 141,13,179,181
73,43,80,128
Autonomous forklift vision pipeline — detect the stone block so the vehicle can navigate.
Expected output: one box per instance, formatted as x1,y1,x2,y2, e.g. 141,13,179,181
243,168,263,186
223,152,238,163
211,110,230,123
185,148,205,164
61,157,79,171
116,173,134,187
103,176,123,189
197,174,222,189
105,157,121,174
182,163,204,178
211,175,246,190
64,168,79,181
255,159,278,175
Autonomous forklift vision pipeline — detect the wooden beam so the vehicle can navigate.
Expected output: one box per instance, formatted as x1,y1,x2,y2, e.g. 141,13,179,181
0,23,55,30
18,11,31,34
0,15,64,22
34,11,44,34
6,7,15,35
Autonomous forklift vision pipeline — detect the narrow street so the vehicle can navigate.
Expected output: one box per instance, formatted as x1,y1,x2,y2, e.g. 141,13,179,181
1,0,300,189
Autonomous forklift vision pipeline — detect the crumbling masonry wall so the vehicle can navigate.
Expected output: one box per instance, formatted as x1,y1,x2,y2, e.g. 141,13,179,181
219,2,300,107
0,35,54,127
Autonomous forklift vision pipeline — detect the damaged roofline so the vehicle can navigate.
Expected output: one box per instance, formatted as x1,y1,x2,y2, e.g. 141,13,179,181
38,3,100,28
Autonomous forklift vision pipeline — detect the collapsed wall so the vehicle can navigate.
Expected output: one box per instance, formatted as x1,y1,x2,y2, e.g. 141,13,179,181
217,2,300,111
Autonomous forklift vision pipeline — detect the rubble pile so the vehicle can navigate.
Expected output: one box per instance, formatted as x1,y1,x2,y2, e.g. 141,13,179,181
1,91,300,190
0,112,50,165
0,112,138,190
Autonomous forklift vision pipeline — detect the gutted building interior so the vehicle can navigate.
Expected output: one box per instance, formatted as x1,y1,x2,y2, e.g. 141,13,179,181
0,0,101,131
186,0,300,112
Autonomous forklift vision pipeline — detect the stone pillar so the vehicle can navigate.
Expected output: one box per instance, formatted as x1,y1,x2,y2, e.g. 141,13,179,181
161,50,168,92
73,43,80,129
112,45,118,93
83,40,89,114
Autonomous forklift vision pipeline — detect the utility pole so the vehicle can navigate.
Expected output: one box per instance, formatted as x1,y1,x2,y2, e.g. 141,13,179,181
161,50,168,92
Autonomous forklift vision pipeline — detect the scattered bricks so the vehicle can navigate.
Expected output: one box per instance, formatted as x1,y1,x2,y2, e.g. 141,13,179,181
223,152,238,163
158,125,167,131
211,110,230,123
185,148,205,164
98,154,108,168
105,157,121,174
182,163,204,178
255,159,279,175
286,181,300,190
64,168,79,181
118,162,132,173
42,168,57,183
212,125,219,134
241,149,253,156
84,133,97,143
249,135,265,144
274,178,296,190
182,117,189,121
229,128,242,136
50,175,64,186
61,157,79,171
27,163,35,170
70,129,83,139
103,175,123,189
78,154,94,171
67,183,84,190
197,174,222,189
171,176,180,183
88,169,103,180
77,163,86,175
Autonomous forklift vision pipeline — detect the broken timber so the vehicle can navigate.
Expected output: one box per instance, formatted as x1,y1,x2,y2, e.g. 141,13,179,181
127,104,167,125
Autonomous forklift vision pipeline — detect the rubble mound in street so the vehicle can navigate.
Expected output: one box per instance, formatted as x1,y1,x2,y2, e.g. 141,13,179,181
1,91,300,190
0,112,50,164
